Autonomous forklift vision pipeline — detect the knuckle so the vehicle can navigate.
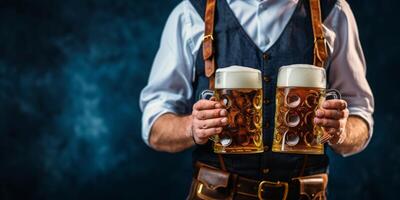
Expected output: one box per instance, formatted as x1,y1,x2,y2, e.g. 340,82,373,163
197,130,206,139
327,110,335,118
201,122,208,129
214,118,223,126
332,100,340,107
213,109,221,118
336,111,343,119
333,121,341,128
195,100,207,109
203,129,212,137
212,128,218,134
212,127,220,134
194,101,202,109
197,112,205,120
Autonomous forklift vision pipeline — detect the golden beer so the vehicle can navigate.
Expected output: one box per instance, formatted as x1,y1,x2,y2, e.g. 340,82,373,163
209,66,263,154
213,88,263,153
273,87,325,154
272,64,336,154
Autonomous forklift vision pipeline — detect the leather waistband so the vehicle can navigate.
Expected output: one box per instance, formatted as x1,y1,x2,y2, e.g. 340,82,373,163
190,162,328,200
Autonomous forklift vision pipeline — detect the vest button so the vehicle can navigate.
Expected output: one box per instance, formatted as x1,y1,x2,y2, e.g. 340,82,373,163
264,98,270,105
265,121,270,128
263,76,271,83
262,168,270,174
263,53,269,60
263,145,269,151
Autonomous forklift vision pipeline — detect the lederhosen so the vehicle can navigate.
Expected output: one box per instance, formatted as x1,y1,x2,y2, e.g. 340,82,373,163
187,0,337,199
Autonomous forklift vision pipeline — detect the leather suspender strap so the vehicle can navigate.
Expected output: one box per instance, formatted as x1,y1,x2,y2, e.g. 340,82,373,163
309,0,328,68
203,0,227,171
303,0,326,177
203,0,216,89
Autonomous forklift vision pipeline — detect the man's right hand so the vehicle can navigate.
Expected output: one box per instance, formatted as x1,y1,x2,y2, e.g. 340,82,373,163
191,99,228,145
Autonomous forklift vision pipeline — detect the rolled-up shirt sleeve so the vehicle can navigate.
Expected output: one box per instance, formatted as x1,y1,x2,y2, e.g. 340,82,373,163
139,2,194,146
325,0,375,156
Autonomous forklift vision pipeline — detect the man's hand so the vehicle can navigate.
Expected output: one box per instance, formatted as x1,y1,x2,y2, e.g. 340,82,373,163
314,99,349,144
314,98,370,156
191,99,228,145
148,99,228,152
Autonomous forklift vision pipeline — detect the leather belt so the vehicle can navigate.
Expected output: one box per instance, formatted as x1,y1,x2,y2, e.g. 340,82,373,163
191,162,327,200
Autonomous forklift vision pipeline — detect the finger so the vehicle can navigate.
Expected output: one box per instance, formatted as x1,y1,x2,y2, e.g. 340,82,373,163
325,127,337,135
315,109,345,120
195,127,223,139
314,117,340,129
320,133,333,144
193,99,223,111
322,99,347,110
343,108,349,118
197,117,228,129
195,109,227,120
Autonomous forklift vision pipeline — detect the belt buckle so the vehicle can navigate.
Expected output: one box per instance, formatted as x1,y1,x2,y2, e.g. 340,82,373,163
257,180,289,200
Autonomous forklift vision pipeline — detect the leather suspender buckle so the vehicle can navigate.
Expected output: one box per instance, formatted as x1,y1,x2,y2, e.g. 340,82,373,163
257,180,289,200
313,35,328,67
203,34,214,41
203,34,215,61
313,36,325,43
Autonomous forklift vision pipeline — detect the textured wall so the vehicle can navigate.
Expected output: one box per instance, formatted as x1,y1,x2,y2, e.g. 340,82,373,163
2,0,399,199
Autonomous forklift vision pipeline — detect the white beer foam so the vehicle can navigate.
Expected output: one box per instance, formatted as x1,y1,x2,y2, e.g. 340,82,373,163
277,64,326,88
215,66,262,89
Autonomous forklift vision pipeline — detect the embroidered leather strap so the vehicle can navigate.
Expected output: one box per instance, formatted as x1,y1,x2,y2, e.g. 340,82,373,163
310,0,328,68
203,0,216,89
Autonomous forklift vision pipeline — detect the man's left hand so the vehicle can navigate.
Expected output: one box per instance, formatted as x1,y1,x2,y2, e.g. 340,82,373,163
314,99,349,145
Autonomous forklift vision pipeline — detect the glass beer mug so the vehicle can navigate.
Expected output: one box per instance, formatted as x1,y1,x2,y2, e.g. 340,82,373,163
201,66,263,154
272,64,341,154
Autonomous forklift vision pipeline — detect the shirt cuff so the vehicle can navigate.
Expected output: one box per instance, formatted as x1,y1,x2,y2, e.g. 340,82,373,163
339,106,374,157
141,102,179,146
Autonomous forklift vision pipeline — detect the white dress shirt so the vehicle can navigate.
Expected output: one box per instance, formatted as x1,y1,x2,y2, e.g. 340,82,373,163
139,0,374,156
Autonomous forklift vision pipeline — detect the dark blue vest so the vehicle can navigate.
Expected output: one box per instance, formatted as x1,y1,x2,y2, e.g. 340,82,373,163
190,0,337,181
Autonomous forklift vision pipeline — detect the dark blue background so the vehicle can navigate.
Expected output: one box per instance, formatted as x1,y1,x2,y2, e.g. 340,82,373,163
2,0,399,199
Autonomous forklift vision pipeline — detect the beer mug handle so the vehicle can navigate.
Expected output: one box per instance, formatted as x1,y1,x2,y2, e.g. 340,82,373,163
200,89,215,100
199,90,218,143
319,89,342,144
325,89,341,100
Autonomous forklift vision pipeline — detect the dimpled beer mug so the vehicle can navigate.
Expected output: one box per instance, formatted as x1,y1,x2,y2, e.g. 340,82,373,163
201,66,263,154
272,64,341,154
